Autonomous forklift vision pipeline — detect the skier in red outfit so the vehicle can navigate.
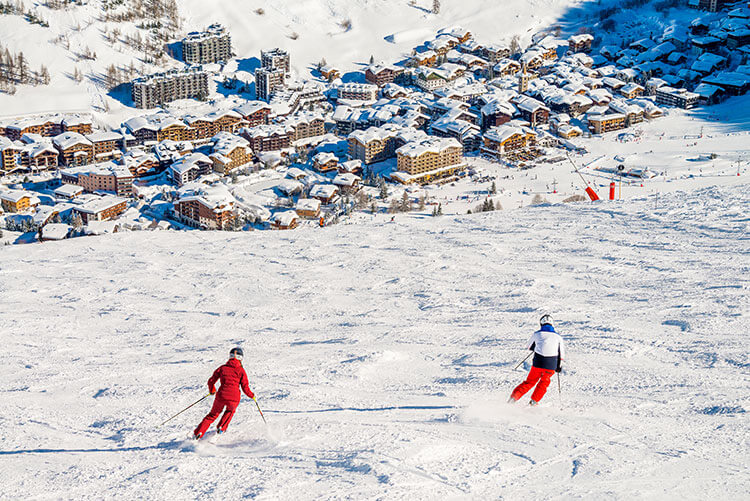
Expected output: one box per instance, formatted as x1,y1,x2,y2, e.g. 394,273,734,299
509,315,565,406
194,347,255,439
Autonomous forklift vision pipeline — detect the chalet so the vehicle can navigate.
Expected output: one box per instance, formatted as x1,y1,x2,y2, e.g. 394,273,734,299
1,116,60,140
430,116,481,151
123,116,160,145
569,34,594,53
61,116,93,135
320,65,341,81
313,152,338,172
556,124,583,139
286,167,308,180
619,83,645,99
240,124,294,153
492,59,521,77
86,131,123,162
0,137,58,173
412,50,437,67
52,132,94,166
276,179,304,197
0,190,41,213
209,133,253,174
295,198,321,219
481,125,537,155
309,184,339,204
365,65,404,87
60,162,134,197
72,195,128,224
693,83,724,105
337,83,379,102
332,173,360,193
286,113,326,142
440,26,472,44
609,100,644,126
587,113,627,134
347,126,403,164
169,153,213,186
338,159,363,175
701,72,750,96
727,29,750,49
270,210,299,230
174,183,236,230
39,223,72,242
53,184,84,200
481,44,511,63
692,36,721,55
513,96,550,126
234,101,271,127
480,100,516,130
121,149,159,178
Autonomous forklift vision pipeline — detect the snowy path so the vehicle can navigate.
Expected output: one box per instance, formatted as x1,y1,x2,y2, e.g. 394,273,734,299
0,185,748,498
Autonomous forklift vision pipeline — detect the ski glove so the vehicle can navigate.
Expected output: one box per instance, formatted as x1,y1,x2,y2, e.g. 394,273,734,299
209,388,217,395
247,390,255,399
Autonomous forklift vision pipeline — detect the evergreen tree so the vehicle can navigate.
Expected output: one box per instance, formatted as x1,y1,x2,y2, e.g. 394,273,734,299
399,191,410,212
378,179,389,200
490,181,497,194
437,203,443,215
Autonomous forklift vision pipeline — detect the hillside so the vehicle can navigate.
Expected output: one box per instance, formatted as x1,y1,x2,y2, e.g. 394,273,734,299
0,0,581,119
1,186,748,498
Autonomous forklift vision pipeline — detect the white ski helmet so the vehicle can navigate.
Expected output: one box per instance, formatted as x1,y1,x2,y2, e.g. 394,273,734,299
539,314,553,327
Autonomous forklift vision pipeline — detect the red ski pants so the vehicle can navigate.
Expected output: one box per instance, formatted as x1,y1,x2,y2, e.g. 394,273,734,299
511,366,555,403
194,397,239,435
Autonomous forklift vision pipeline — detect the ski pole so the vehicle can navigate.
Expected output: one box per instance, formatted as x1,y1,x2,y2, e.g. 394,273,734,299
512,352,532,371
160,393,211,426
252,396,267,425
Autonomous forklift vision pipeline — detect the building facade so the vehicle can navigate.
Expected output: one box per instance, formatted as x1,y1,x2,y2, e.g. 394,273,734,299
132,67,209,109
182,24,232,64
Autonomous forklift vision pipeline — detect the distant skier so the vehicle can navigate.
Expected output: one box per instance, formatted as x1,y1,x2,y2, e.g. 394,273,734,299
509,315,564,406
194,347,255,439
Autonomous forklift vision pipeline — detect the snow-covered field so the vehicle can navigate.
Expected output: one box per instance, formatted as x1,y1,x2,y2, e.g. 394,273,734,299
1,184,748,499
0,0,581,119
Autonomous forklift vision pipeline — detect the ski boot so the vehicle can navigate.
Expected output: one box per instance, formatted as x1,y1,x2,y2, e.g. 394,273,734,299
529,400,539,407
194,432,204,440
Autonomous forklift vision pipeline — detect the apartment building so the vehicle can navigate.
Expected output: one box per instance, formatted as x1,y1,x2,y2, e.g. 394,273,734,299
337,83,379,101
60,161,134,197
131,66,209,109
655,86,700,109
255,67,285,101
392,137,464,184
182,24,232,64
261,48,290,73
587,113,627,134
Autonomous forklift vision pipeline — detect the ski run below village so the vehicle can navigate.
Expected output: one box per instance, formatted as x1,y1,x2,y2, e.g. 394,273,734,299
1,183,748,499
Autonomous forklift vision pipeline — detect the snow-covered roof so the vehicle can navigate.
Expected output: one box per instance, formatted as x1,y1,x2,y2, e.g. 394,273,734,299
309,184,339,199
41,223,71,240
52,132,92,150
332,173,360,187
396,137,461,158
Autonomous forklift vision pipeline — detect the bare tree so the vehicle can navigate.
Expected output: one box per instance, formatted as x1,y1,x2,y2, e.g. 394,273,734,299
432,0,440,14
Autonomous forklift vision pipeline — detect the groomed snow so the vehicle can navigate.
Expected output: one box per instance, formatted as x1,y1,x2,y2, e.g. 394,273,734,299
1,185,748,498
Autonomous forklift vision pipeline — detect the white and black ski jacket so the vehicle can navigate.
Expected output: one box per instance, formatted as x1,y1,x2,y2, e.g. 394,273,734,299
526,325,565,371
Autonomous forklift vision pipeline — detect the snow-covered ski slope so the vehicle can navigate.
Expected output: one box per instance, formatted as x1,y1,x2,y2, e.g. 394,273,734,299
1,185,748,499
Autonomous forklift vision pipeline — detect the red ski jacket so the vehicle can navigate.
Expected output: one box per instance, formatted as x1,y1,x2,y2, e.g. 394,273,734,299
208,358,254,402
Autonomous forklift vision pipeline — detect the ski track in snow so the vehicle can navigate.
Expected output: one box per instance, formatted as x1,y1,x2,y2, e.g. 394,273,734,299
0,185,748,499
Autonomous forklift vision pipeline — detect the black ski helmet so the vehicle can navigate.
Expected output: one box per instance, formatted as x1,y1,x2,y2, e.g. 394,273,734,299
229,347,244,360
539,314,553,327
